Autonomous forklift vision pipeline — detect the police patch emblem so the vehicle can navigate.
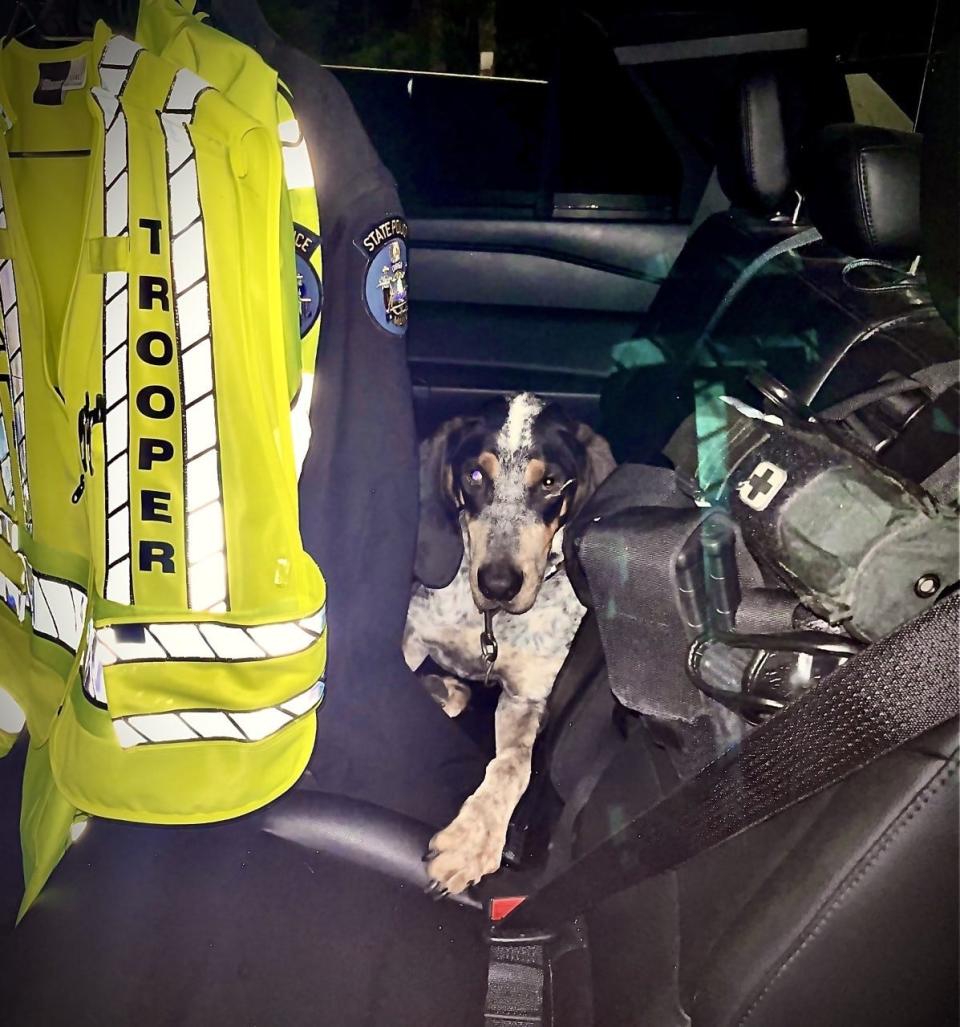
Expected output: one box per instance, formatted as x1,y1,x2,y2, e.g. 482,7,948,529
360,216,409,335
294,222,323,338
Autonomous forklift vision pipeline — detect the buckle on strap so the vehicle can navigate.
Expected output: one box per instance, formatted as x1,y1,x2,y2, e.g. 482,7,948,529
72,392,105,503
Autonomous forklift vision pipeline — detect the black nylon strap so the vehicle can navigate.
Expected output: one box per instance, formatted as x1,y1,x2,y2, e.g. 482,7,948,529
693,227,823,353
501,592,959,932
924,452,960,506
818,359,960,421
733,587,799,633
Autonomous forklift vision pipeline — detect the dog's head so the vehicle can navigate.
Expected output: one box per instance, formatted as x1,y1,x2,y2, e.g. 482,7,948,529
415,393,616,614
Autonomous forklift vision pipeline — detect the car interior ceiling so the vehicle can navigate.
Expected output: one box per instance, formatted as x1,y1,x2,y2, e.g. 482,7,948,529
0,5,956,1026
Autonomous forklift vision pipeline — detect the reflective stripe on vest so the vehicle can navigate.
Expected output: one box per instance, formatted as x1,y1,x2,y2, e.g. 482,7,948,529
0,403,14,509
278,116,315,191
159,69,228,614
0,565,24,620
1,509,86,651
278,104,320,477
30,569,86,654
92,35,145,607
0,503,16,550
0,686,25,734
0,234,31,531
1,577,85,658
81,604,326,705
112,677,324,748
0,506,22,617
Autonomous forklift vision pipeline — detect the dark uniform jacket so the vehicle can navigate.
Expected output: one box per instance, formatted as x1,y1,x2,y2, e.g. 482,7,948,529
209,1,485,826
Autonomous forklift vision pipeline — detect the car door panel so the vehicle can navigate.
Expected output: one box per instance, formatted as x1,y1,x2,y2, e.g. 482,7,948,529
407,218,687,428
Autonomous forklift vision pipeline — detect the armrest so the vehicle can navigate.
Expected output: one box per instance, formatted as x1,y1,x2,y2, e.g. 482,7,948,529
260,790,483,910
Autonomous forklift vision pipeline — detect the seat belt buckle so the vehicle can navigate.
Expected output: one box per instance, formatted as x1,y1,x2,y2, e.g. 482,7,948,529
483,916,593,1027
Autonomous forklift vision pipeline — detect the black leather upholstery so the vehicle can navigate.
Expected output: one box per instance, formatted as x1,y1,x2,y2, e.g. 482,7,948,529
615,131,954,467
712,55,853,219
806,125,923,259
716,68,792,215
921,34,959,333
0,803,488,1027
580,719,958,1027
643,209,802,342
260,788,482,909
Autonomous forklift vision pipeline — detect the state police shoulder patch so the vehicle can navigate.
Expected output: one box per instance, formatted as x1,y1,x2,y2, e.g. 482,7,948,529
294,222,323,338
360,216,409,335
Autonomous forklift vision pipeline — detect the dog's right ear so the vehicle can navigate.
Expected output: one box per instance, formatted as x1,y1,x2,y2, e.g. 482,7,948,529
414,417,470,589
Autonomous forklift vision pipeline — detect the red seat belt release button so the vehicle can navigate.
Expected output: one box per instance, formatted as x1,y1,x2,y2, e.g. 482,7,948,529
489,896,526,922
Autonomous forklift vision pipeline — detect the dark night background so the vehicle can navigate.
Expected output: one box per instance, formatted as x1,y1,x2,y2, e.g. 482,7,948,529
0,2,953,218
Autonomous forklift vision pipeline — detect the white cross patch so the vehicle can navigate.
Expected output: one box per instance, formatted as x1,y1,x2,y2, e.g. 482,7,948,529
738,461,787,511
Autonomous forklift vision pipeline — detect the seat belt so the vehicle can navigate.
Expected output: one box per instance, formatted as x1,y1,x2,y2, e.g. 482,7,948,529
693,226,822,355
495,591,958,936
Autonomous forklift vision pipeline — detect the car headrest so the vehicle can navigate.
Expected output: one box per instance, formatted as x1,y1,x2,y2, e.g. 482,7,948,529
921,35,959,333
716,67,792,215
806,124,922,259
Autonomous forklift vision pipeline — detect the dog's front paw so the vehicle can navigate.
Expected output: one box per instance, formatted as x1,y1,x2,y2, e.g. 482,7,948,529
425,805,507,894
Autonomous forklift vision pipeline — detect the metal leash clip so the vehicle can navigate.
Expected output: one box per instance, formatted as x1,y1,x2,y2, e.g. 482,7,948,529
481,608,499,686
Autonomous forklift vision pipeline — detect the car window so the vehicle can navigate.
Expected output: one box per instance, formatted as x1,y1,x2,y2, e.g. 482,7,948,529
262,1,684,221
845,74,913,130
829,0,950,128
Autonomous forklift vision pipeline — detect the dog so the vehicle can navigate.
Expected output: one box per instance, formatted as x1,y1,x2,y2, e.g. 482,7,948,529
404,393,616,894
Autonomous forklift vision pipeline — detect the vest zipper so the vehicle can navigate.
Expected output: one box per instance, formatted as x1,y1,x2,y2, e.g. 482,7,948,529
72,392,106,504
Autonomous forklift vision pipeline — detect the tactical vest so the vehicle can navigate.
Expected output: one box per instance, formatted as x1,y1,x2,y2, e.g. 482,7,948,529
0,26,326,832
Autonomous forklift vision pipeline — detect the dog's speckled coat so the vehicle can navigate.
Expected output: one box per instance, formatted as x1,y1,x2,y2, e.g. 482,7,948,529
404,526,583,689
404,394,615,894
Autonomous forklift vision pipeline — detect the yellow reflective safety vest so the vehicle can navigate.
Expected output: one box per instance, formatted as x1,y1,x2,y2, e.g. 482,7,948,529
0,26,327,832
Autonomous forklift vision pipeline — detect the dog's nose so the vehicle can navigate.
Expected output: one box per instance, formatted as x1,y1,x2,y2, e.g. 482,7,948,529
477,562,523,602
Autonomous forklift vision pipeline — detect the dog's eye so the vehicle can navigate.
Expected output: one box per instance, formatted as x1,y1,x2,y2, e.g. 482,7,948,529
542,476,574,494
465,468,484,487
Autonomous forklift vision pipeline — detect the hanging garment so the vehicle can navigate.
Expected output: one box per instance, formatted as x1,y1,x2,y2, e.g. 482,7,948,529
0,25,326,836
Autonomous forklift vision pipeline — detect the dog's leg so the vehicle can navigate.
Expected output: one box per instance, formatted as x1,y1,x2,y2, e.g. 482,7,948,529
425,688,545,894
402,623,430,672
422,674,472,717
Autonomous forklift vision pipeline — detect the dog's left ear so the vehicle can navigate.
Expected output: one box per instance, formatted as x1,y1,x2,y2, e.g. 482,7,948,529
414,417,469,589
570,423,617,520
